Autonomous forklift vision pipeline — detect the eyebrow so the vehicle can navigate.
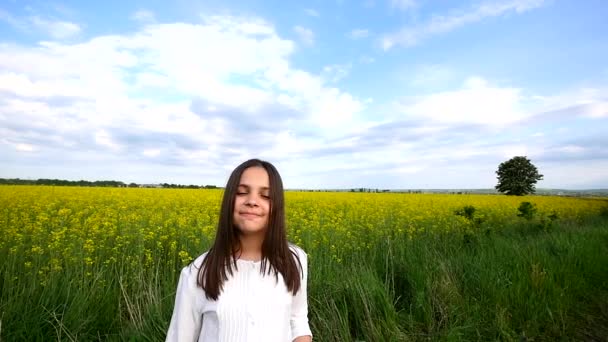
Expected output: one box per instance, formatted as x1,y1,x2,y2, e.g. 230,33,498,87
237,184,270,191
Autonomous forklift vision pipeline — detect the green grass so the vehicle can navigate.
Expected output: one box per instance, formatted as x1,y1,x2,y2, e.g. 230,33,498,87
307,219,608,341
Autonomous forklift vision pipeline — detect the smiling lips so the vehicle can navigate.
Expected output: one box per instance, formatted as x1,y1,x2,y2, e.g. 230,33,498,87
239,212,261,219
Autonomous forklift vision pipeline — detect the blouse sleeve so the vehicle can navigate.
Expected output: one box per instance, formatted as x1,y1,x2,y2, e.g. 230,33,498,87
166,265,203,342
290,248,313,340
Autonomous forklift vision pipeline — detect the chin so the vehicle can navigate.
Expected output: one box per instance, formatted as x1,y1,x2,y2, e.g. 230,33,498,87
238,224,267,235
235,217,268,233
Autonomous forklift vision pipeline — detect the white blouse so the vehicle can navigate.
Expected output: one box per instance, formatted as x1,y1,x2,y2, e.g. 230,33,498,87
165,246,312,342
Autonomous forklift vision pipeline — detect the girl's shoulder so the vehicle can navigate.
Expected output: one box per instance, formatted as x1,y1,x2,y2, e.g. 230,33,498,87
288,244,308,277
288,243,307,258
183,250,209,277
191,250,209,269
288,243,308,271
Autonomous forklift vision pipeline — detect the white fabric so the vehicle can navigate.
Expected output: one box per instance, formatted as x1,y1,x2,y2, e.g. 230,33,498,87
166,245,312,342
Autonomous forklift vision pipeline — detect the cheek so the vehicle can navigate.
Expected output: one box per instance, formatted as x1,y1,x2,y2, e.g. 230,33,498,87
232,201,243,220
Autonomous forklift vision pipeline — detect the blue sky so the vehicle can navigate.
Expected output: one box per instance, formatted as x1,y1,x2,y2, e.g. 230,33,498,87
1,0,607,189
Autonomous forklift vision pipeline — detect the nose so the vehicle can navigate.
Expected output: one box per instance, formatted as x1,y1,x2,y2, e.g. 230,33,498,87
245,195,258,207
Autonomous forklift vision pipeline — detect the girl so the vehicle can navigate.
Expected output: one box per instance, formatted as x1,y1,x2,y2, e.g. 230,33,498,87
166,159,312,342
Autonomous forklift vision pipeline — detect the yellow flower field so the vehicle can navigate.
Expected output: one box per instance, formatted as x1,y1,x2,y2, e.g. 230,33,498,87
1,186,605,276
1,185,606,340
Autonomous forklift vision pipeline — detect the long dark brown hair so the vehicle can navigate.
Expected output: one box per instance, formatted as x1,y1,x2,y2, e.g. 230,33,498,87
197,158,302,300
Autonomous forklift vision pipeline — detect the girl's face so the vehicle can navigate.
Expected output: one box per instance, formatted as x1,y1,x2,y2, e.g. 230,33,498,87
233,166,270,236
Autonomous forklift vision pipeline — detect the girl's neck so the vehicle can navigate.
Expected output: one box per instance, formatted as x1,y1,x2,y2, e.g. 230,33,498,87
236,233,264,261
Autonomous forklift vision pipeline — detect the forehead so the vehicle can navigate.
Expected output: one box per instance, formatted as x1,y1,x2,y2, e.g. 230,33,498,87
238,166,270,187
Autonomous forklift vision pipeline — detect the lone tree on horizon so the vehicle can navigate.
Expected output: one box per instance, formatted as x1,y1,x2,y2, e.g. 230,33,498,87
495,156,543,196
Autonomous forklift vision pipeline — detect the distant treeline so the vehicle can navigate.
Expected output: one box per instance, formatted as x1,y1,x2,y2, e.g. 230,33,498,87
157,183,219,189
0,178,218,189
0,178,126,187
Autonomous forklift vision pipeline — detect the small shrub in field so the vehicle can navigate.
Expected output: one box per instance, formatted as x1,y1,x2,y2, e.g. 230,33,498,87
547,211,558,221
517,201,537,221
455,205,485,230
455,205,476,220
539,211,559,231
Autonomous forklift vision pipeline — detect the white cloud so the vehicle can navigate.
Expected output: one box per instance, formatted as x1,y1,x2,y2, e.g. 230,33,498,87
16,143,36,152
322,63,352,82
531,86,608,119
311,89,363,127
556,145,585,154
397,76,525,125
29,16,81,39
349,29,370,39
94,130,122,151
500,144,530,159
0,10,81,39
585,102,608,118
134,72,171,88
537,160,608,189
382,0,547,50
293,25,315,46
143,148,162,157
0,15,363,176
